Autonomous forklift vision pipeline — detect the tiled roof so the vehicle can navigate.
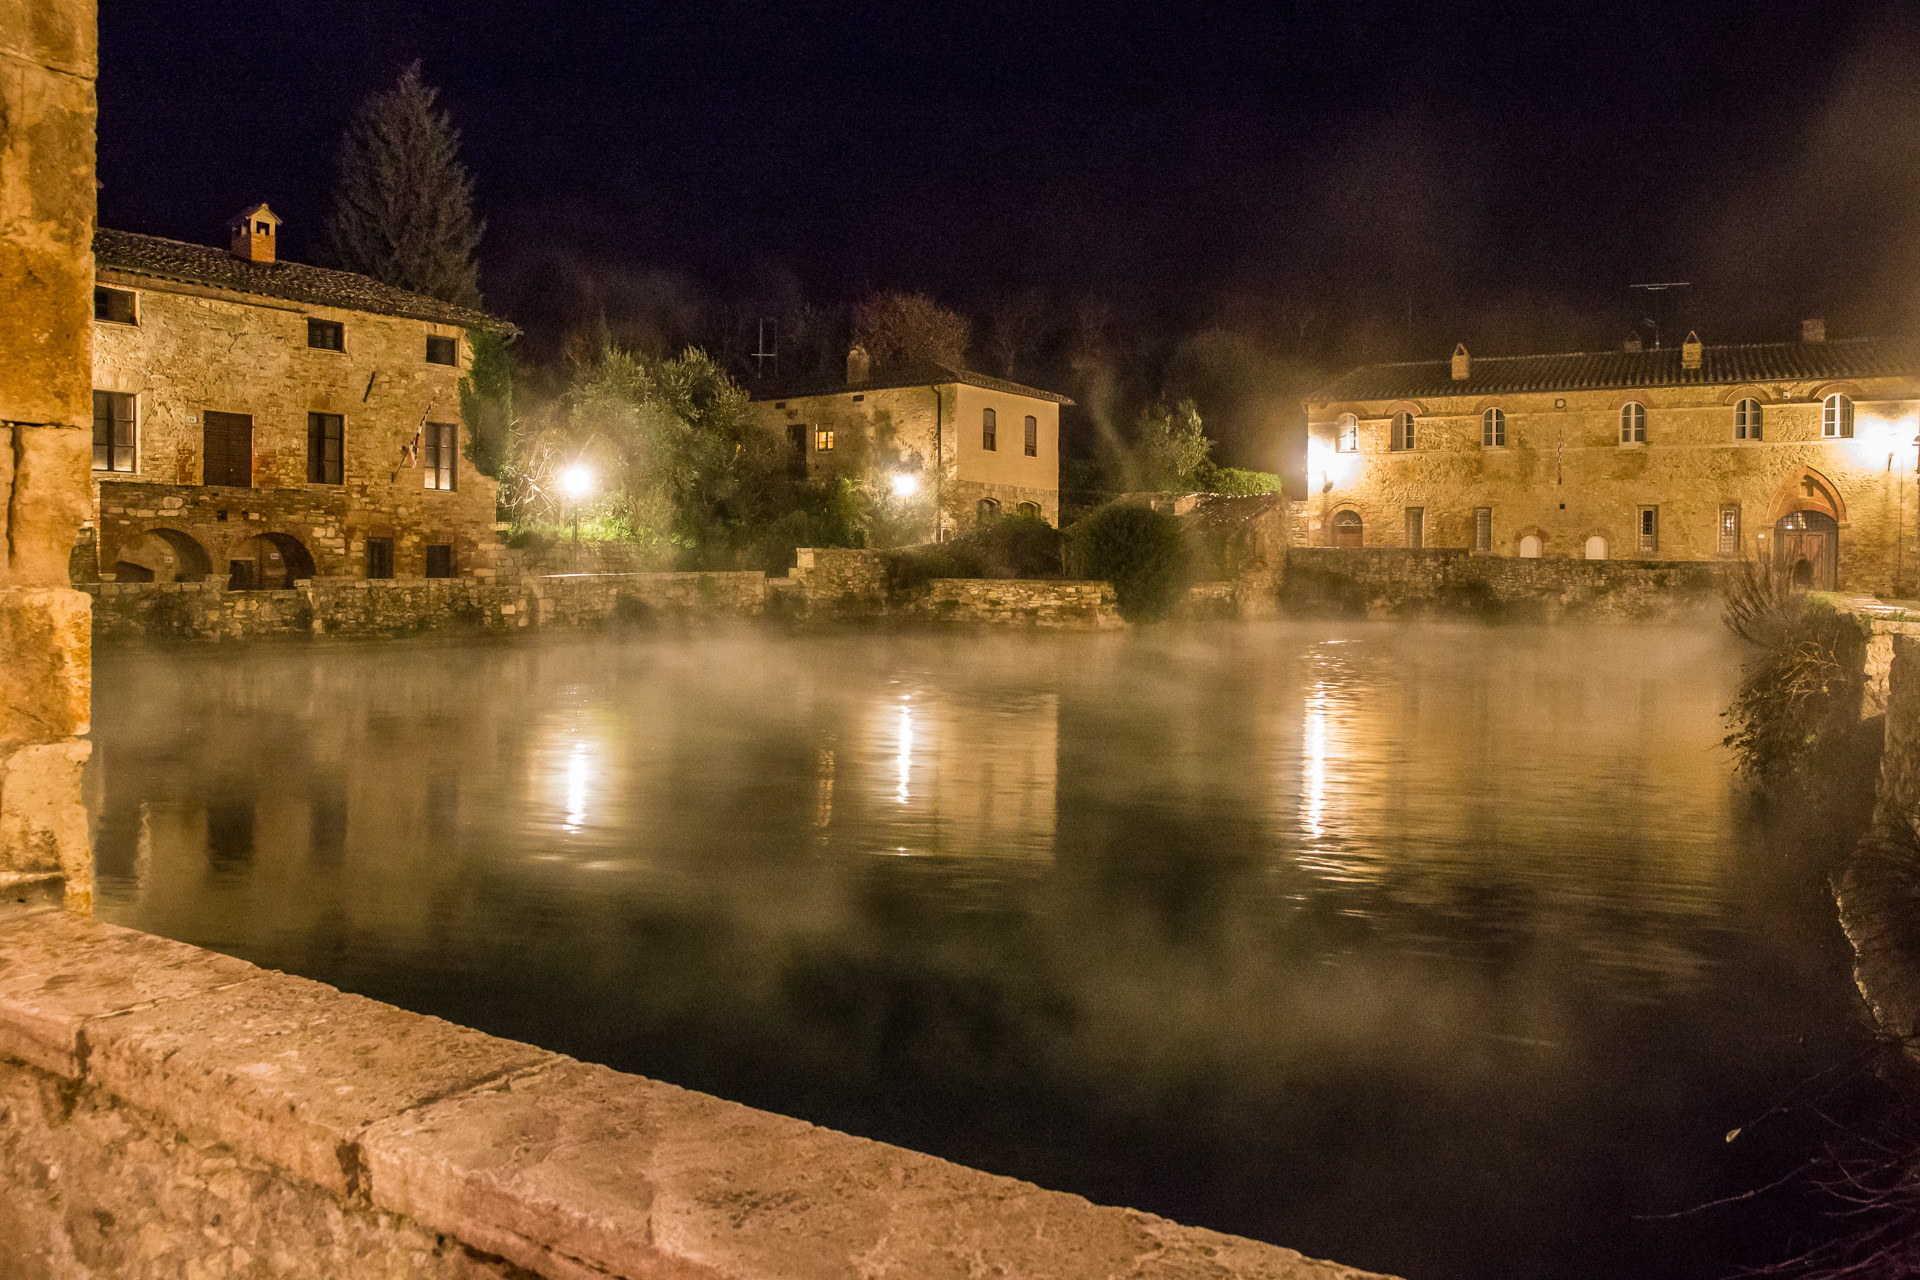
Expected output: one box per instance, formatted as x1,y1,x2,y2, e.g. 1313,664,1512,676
94,228,510,331
750,361,1075,405
1307,337,1920,405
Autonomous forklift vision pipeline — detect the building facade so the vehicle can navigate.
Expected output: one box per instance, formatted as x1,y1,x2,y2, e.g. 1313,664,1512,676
83,207,510,587
1303,329,1920,592
749,348,1070,533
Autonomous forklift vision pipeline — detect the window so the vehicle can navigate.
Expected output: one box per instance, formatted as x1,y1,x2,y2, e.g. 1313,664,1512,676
91,391,136,472
201,411,253,487
1718,503,1741,557
982,407,997,451
307,318,344,351
1823,393,1854,438
1024,415,1038,457
307,413,343,484
422,422,457,491
1735,398,1763,441
1017,501,1041,518
1519,534,1542,558
1620,402,1647,443
1584,535,1608,560
93,287,136,324
1337,413,1359,453
424,544,454,578
425,335,457,366
814,427,835,452
1639,505,1658,555
787,424,808,475
1474,507,1492,553
1390,411,1415,452
1405,507,1424,549
366,537,394,580
1482,408,1506,447
977,497,1001,524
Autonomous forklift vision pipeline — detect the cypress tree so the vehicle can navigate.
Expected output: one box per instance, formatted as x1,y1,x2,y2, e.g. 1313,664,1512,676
324,62,483,308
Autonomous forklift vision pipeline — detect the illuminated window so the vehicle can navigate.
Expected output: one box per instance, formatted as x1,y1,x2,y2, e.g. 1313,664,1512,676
1337,413,1359,453
1474,507,1492,553
1734,398,1763,440
307,318,344,351
423,422,457,491
1024,415,1038,457
1620,402,1647,444
814,427,835,452
1823,393,1854,438
983,407,997,451
1482,408,1506,447
1390,411,1415,452
1639,505,1658,554
1718,504,1740,556
91,391,136,472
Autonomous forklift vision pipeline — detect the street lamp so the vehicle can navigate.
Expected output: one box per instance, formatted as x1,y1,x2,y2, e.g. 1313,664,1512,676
560,464,594,546
890,472,919,498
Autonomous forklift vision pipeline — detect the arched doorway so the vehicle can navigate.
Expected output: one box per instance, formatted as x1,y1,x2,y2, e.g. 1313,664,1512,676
1584,535,1608,561
1773,511,1838,589
1519,534,1543,559
112,528,212,583
228,532,315,591
1331,509,1363,548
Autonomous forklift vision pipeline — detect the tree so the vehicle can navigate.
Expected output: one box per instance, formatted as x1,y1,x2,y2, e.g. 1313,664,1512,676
325,63,484,308
1130,398,1212,492
458,327,514,479
851,291,970,370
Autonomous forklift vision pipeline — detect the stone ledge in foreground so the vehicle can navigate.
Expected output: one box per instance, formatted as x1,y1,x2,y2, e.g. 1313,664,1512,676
0,902,1396,1280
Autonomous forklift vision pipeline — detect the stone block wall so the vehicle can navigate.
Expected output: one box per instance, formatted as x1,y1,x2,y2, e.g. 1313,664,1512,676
787,546,890,617
1282,546,1719,619
0,0,97,911
0,903,1388,1280
901,578,1120,628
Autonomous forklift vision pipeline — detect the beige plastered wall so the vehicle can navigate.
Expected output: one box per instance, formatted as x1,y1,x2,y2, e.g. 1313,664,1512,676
0,0,98,912
1306,376,1920,592
89,274,498,580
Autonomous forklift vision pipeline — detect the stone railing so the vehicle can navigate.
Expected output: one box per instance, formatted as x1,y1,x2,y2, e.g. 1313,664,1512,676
0,903,1389,1279
1282,547,1719,620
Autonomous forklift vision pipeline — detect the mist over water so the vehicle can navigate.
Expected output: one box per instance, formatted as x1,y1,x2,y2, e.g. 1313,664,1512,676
88,623,1882,1280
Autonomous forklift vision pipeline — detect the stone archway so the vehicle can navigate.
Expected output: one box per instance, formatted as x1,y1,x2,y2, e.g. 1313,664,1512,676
228,532,315,591
1331,508,1363,548
111,528,212,583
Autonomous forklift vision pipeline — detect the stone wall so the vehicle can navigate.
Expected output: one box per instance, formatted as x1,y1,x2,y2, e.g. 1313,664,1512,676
1282,546,1719,619
786,546,890,617
900,578,1120,627
0,0,97,911
0,902,1388,1280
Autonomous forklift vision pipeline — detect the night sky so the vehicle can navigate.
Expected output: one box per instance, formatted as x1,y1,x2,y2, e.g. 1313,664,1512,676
96,1,1920,463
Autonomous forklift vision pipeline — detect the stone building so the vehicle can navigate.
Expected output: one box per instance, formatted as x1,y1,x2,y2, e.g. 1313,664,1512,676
83,207,511,587
1304,326,1920,591
749,347,1070,534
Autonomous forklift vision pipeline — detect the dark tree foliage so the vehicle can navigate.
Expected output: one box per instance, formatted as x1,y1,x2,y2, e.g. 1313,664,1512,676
325,63,484,308
851,291,971,370
884,513,1064,594
459,326,513,479
1066,503,1191,622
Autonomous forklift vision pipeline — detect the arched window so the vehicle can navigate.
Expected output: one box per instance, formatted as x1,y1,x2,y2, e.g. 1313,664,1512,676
1336,413,1359,453
982,407,998,451
1734,398,1763,441
1331,509,1363,548
1482,407,1506,447
1016,501,1040,518
1584,535,1608,560
976,497,1001,524
1519,534,1543,559
1823,393,1854,438
1390,411,1415,452
1619,402,1647,444
1023,415,1037,457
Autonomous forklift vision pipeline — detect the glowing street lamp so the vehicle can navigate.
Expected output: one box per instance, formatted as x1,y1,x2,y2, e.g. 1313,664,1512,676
890,472,919,498
559,464,594,545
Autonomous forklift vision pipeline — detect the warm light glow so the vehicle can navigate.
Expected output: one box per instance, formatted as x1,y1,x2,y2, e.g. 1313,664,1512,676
896,702,913,805
1307,432,1363,492
891,472,919,498
1303,684,1329,841
560,465,594,499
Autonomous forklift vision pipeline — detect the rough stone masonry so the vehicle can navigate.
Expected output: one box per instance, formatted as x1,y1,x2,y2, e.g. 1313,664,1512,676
0,0,98,912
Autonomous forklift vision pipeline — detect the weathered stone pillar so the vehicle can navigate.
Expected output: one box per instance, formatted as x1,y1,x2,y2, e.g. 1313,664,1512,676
0,0,98,911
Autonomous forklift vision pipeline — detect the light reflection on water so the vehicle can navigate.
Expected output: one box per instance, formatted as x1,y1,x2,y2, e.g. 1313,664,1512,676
85,622,1872,1280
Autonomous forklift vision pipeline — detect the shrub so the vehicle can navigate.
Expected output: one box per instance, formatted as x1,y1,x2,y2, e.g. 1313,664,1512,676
1197,465,1283,496
1722,593,1868,784
882,513,1064,596
1067,502,1191,622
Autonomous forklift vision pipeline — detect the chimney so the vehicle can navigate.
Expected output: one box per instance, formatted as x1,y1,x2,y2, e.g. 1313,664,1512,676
1802,318,1826,344
228,202,280,264
1624,335,1643,353
1681,330,1702,370
1450,343,1470,381
846,344,871,386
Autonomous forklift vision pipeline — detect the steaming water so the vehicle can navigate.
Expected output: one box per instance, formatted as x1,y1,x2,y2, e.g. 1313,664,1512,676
88,623,1878,1280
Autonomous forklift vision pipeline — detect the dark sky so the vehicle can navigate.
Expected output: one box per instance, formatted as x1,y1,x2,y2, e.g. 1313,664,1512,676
97,0,1920,369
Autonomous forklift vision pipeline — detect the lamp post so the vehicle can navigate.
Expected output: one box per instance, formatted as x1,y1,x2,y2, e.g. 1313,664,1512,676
560,464,594,551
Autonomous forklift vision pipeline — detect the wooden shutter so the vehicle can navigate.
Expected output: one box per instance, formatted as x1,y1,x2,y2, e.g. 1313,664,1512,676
202,412,251,487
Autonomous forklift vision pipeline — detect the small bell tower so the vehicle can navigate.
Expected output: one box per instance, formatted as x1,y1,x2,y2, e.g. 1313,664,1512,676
228,203,281,264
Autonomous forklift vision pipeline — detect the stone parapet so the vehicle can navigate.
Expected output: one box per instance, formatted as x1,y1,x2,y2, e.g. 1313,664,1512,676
0,903,1391,1280
1282,546,1720,620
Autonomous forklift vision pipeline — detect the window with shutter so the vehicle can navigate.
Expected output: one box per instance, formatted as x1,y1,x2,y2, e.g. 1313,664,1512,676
201,412,252,487
366,537,394,579
307,413,344,484
92,391,136,472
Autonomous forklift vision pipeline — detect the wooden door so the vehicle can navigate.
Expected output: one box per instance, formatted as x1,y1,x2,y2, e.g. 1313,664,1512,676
1332,511,1363,548
1773,512,1839,589
202,412,252,487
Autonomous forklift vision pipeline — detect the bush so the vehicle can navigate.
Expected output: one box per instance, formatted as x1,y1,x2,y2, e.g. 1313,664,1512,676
882,513,1064,595
1067,502,1191,622
1722,593,1868,784
1197,465,1283,496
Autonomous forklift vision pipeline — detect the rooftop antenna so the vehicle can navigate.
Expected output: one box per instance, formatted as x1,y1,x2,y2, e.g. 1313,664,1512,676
752,317,778,380
1629,282,1691,349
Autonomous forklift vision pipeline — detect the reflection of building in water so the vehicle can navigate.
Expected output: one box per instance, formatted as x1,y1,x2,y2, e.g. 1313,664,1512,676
860,692,1057,859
